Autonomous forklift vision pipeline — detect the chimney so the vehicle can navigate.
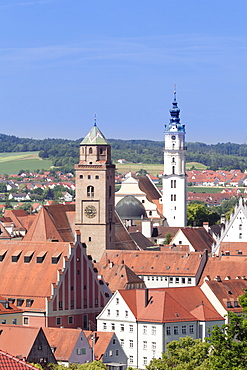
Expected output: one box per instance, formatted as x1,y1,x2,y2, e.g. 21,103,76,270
142,220,153,239
203,222,209,232
145,288,149,307
109,261,114,268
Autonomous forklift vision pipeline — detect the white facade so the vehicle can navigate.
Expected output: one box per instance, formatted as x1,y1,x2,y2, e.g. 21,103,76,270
115,173,161,220
212,197,247,255
162,92,187,227
97,289,219,370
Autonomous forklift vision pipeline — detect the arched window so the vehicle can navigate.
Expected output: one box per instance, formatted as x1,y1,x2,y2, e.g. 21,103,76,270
99,147,103,155
87,186,94,197
172,157,175,163
89,147,93,154
174,180,176,188
172,166,175,174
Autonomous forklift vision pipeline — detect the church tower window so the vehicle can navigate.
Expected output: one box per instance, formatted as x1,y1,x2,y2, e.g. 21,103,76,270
89,147,93,154
87,186,94,197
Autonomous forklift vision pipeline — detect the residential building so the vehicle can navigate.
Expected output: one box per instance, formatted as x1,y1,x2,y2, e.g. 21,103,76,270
97,288,224,369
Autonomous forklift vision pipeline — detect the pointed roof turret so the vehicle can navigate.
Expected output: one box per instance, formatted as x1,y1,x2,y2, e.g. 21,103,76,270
165,87,185,132
80,115,108,145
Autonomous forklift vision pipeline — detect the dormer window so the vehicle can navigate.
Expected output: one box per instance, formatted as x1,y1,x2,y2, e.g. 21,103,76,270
12,250,22,263
89,147,93,154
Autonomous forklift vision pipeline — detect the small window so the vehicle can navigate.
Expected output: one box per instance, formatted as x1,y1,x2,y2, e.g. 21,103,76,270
175,277,179,284
227,301,232,308
89,148,93,154
129,340,133,348
239,233,242,239
116,310,119,316
189,325,194,334
172,166,175,174
239,224,242,230
143,357,147,365
120,324,124,332
188,278,192,284
107,309,110,316
103,322,107,330
24,317,29,325
17,299,24,307
89,237,91,242
56,317,61,326
143,341,147,350
112,339,116,344
2,320,6,324
88,175,91,179
68,316,74,324
152,326,156,335
111,323,115,331
26,299,34,307
182,278,185,284
171,179,173,188
95,175,99,179
116,298,119,305
116,349,119,356
174,194,176,201
129,324,133,333
152,342,156,350
87,185,94,197
125,310,128,317
174,326,179,335
80,175,83,179
166,326,171,335
12,318,17,325
174,180,176,188
143,325,147,334
129,356,133,364
120,339,124,347
182,325,186,334
169,277,173,283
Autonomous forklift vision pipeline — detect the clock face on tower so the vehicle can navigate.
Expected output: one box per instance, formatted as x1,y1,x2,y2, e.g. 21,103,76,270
171,135,176,140
84,205,97,218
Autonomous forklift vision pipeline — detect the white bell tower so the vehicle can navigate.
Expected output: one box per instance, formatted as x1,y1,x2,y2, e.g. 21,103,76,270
162,89,187,227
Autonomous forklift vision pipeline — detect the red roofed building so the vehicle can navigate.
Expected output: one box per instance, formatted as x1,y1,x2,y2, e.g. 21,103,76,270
0,350,41,370
97,287,224,369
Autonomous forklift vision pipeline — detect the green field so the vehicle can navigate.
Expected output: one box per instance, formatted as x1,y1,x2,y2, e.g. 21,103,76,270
186,162,207,170
0,152,53,174
116,161,207,176
116,162,163,176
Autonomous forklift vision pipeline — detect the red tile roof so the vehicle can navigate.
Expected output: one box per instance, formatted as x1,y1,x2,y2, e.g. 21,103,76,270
0,350,38,370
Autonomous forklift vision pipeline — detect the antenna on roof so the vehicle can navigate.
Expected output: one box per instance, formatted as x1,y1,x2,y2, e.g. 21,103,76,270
94,113,97,126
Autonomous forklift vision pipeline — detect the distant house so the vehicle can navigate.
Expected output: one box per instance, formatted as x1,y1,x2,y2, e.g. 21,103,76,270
43,327,92,365
117,159,126,164
0,325,57,364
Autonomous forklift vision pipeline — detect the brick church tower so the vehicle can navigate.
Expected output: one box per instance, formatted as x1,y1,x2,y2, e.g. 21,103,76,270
75,119,115,261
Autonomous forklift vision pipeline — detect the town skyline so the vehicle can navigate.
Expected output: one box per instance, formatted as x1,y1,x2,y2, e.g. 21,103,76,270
1,0,247,144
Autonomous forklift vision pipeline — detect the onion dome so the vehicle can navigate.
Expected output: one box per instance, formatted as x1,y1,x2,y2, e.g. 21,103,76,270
116,195,147,220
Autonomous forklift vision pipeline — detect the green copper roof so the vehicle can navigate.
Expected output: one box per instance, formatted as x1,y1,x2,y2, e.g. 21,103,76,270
80,124,108,145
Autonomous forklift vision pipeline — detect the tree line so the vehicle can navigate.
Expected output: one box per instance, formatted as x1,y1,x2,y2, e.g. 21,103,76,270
1,133,247,172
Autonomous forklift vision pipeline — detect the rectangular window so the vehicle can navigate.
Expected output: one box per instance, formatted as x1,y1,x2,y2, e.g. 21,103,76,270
143,325,147,334
152,342,156,351
129,324,133,333
23,317,29,325
129,356,133,364
129,340,133,348
103,322,107,330
175,277,179,284
169,277,173,283
120,324,124,332
111,323,115,331
120,339,124,347
116,310,119,316
2,320,6,324
125,310,128,317
56,317,61,326
171,180,173,188
174,180,176,188
109,350,113,357
151,326,156,335
182,325,186,334
189,325,194,334
116,349,119,356
166,326,171,335
182,278,185,284
171,194,173,201
174,326,179,335
68,316,74,324
12,318,17,325
174,194,176,201
188,278,192,284
143,341,147,350
116,298,119,304
143,357,147,365
107,309,110,316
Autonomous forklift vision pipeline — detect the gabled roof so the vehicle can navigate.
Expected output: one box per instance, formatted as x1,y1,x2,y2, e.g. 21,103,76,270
85,331,115,360
0,240,71,311
118,289,196,323
114,212,139,251
202,279,247,313
100,249,205,276
80,125,108,145
129,231,154,249
43,327,82,361
0,325,41,358
199,256,247,285
23,204,75,242
118,287,223,323
96,263,144,292
0,350,38,370
135,175,162,201
175,227,215,252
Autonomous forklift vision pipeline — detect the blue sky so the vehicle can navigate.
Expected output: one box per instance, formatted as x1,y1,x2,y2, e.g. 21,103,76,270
0,0,247,144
